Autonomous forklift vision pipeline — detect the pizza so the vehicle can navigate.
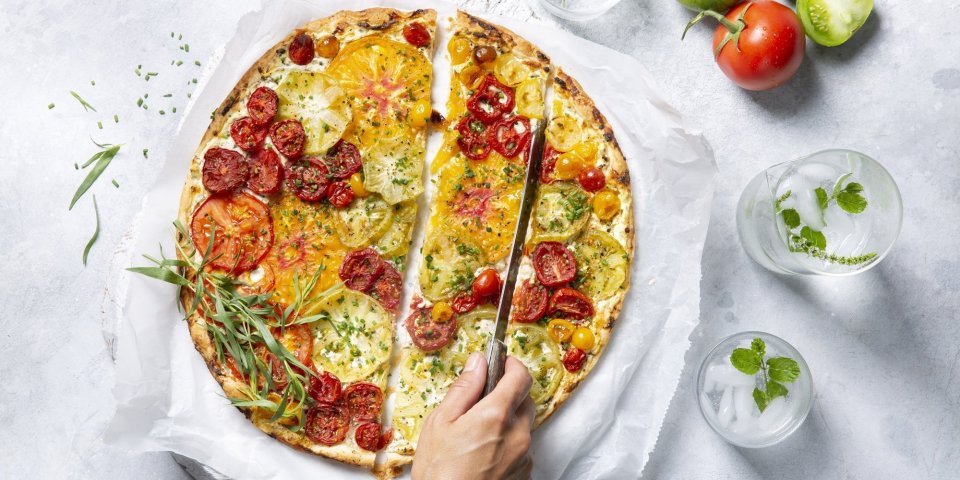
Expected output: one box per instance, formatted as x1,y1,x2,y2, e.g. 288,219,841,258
171,7,632,477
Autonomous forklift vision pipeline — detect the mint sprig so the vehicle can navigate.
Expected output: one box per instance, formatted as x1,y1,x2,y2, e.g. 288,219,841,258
730,338,800,412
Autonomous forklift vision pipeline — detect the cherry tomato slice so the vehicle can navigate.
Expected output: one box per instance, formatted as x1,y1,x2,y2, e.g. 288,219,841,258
285,156,330,202
466,75,515,124
370,261,402,313
402,22,431,48
532,242,577,287
451,291,479,314
562,347,587,372
456,115,492,161
549,287,595,322
270,119,306,159
577,167,606,193
247,147,283,195
229,117,268,152
202,147,249,194
342,382,383,423
305,402,349,446
308,371,343,404
406,305,457,352
356,422,385,451
490,115,531,158
339,248,385,293
511,280,549,323
190,192,273,273
288,32,315,66
247,86,279,126
325,140,363,179
540,144,560,184
326,181,355,208
472,268,501,299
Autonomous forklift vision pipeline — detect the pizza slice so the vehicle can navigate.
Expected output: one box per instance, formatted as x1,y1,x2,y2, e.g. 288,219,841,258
176,8,436,469
385,11,551,471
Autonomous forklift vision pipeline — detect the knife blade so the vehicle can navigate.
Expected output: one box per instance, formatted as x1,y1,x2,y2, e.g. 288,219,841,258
482,120,547,398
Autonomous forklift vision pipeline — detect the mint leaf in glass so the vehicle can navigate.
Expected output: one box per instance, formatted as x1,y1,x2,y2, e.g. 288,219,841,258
781,209,800,229
753,388,768,412
800,226,827,250
815,187,829,211
766,380,789,400
751,338,766,357
730,348,762,375
767,357,801,383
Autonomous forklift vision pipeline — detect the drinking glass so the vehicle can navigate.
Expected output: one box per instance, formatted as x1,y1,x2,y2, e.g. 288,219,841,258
537,0,624,21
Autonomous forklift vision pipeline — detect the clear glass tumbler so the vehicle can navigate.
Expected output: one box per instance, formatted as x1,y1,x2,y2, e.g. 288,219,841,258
697,331,814,448
737,149,902,276
537,0,624,21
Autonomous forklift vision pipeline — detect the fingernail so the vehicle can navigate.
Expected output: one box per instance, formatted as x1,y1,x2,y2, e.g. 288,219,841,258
464,352,482,372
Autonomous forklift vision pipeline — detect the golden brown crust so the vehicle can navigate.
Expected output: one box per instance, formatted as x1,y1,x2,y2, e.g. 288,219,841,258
176,8,437,471
455,11,551,73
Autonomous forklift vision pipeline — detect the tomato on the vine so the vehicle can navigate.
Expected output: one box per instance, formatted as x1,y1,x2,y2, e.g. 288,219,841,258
683,1,805,91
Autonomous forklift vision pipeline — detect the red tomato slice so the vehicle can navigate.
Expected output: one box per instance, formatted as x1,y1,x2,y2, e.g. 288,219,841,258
339,248,385,293
326,181,355,208
406,306,457,352
370,261,402,313
202,147,249,194
305,402,349,446
511,280,548,323
562,347,587,372
309,371,343,404
456,114,492,161
532,242,577,287
577,167,606,193
229,116,268,152
288,32,315,66
355,422,384,451
247,86,279,126
540,144,560,184
549,287,595,322
247,147,283,195
467,75,515,124
451,291,479,314
472,268,501,299
190,192,273,273
490,115,531,158
454,187,493,218
342,382,383,423
325,140,363,179
402,22,431,48
270,119,306,159
285,156,330,202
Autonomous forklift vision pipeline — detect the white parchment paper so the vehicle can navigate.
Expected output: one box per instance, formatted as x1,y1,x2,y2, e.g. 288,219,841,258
105,0,717,478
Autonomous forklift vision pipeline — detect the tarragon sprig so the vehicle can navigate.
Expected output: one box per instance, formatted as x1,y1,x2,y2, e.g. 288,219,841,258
730,338,800,412
128,221,335,427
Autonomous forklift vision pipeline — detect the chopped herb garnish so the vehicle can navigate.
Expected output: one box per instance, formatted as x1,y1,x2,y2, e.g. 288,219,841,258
70,91,96,112
48,103,55,109
70,142,122,210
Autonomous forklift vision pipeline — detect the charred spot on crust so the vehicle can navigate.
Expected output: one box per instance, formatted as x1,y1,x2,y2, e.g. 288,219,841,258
359,11,399,30
430,110,445,125
220,95,238,116
618,168,631,185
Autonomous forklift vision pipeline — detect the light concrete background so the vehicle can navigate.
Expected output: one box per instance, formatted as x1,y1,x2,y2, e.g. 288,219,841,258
1,0,957,479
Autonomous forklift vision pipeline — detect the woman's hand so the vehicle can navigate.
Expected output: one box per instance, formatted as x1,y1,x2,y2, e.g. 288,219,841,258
412,352,536,480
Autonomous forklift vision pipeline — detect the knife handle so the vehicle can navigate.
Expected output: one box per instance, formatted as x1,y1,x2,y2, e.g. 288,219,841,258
482,339,507,398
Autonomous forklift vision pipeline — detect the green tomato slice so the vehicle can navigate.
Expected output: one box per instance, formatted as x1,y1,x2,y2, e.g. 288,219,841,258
797,0,874,47
374,201,417,258
573,230,629,301
506,324,563,409
333,194,394,248
531,182,591,243
418,231,484,301
307,289,393,383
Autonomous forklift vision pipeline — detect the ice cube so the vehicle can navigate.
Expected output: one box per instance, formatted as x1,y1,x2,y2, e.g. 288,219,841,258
717,387,734,428
794,185,826,231
729,417,758,436
757,397,791,432
734,386,756,421
705,364,755,391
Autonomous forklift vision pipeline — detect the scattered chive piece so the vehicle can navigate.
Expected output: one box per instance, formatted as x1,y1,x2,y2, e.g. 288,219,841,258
114,114,119,123
90,80,96,86
74,163,79,170
160,110,166,115
172,107,177,113
176,60,183,66
178,34,182,40
70,91,96,112
48,103,55,109
112,179,120,188
82,196,100,266
137,98,143,106
143,148,149,158
163,93,172,98
187,93,192,98
170,60,175,66
184,44,190,52
135,69,141,77
194,60,201,66
145,93,149,98
191,78,197,84
170,32,174,38
138,64,142,69
97,121,103,129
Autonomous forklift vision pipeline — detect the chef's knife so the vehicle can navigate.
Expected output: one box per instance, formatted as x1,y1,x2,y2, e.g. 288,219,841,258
482,121,547,398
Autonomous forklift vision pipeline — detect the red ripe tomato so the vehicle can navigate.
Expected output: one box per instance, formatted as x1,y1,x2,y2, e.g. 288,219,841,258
511,280,549,323
247,86,278,126
466,75,515,124
577,167,606,193
531,242,577,287
540,144,560,184
308,371,342,404
288,32,315,66
342,382,384,423
688,1,805,91
326,181,355,208
270,119,306,159
472,269,501,299
562,347,587,372
456,114,492,161
325,140,363,179
370,262,403,313
549,287,595,322
190,192,273,273
285,156,330,202
490,115,532,158
229,117,268,152
406,306,458,352
305,403,349,446
451,292,479,314
246,147,283,195
402,22,431,48
339,248,385,293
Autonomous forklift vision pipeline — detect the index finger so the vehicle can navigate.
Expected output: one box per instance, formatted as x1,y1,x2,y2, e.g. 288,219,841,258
481,356,532,413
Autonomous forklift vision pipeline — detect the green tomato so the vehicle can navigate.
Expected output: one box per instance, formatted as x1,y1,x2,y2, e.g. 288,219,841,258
676,0,741,12
797,0,874,47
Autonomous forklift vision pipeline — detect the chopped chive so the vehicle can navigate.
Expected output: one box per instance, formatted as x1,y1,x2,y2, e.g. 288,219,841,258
135,69,141,76
74,163,79,170
184,44,190,52
172,107,177,113
194,60,201,66
163,93,172,98
143,148,149,158
97,121,103,129
144,93,149,98
159,110,166,115
48,103,55,109
187,93,192,98
112,179,119,188
170,32,174,38
176,60,183,66
178,34,182,40
90,80,96,86
113,114,119,123
170,60,175,66
137,64,142,69
137,98,143,106
191,78,197,84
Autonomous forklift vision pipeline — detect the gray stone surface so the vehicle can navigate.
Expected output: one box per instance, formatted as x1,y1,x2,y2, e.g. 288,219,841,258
1,0,957,479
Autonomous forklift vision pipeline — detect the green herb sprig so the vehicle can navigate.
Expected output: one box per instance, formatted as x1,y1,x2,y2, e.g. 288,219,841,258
70,141,122,210
730,338,800,412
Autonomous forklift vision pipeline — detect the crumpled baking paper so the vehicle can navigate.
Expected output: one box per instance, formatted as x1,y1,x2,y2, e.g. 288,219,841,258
104,0,717,478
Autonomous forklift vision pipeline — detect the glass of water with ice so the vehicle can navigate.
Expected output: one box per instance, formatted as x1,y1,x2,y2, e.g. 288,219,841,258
537,0,624,21
697,332,813,448
737,149,902,276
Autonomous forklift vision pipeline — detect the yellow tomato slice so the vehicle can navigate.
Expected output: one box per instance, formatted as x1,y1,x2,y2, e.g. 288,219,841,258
545,115,582,152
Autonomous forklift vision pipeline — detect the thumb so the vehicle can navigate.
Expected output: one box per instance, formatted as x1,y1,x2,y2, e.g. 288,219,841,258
435,352,486,421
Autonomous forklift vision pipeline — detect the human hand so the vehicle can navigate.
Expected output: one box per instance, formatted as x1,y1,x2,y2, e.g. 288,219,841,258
412,352,535,480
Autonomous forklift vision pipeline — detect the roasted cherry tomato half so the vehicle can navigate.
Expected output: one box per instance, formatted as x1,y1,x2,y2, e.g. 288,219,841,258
229,116,268,152
547,319,576,343
247,147,283,195
540,143,560,183
339,248,385,293
247,86,279,126
549,287,595,322
511,280,549,323
325,139,363,179
285,156,330,202
402,22,431,48
532,241,577,287
202,147,249,194
308,371,343,404
270,119,306,159
342,382,384,423
326,181,355,208
370,262,403,313
466,75,515,124
577,167,606,193
472,268,502,299
406,305,458,352
288,32,315,65
562,347,587,372
305,402,349,446
456,114,492,161
451,291,479,314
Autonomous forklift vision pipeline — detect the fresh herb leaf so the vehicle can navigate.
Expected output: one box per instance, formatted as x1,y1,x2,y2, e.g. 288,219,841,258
751,338,766,357
753,388,768,412
730,348,762,375
767,357,801,383
800,226,827,250
837,184,868,214
70,144,121,210
765,380,789,400
126,266,190,286
781,209,800,229
82,196,100,265
70,90,97,112
815,187,829,211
